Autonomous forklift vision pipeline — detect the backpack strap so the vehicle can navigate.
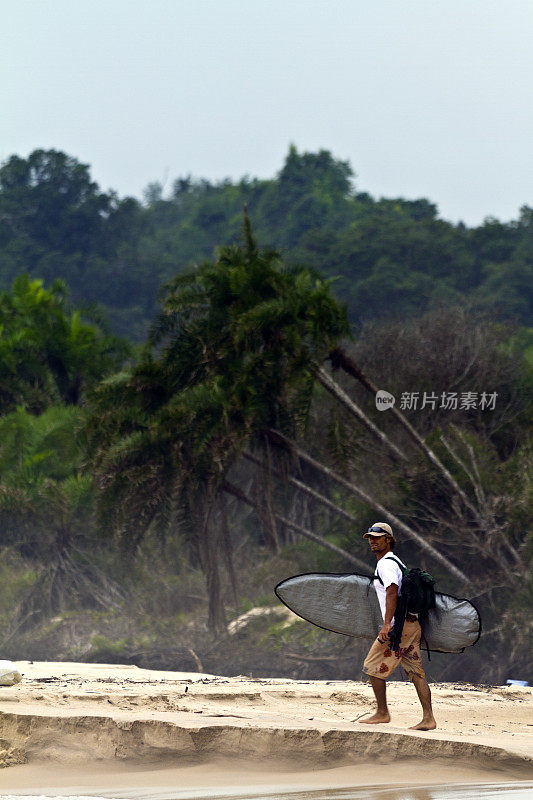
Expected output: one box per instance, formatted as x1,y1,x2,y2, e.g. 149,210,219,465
373,555,406,586
384,555,407,574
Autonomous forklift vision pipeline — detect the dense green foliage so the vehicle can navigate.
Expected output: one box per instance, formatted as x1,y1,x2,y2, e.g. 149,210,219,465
0,275,129,412
0,405,90,551
0,279,128,613
79,226,532,678
1,147,532,339
0,405,119,616
0,146,531,683
83,223,351,628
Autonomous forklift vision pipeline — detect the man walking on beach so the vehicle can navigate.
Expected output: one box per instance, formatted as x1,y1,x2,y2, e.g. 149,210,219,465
359,522,437,730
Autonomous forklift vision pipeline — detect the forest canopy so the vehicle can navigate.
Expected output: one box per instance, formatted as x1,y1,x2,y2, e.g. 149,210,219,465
1,146,532,340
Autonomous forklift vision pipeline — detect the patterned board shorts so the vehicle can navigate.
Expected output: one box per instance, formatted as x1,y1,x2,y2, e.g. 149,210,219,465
363,620,425,681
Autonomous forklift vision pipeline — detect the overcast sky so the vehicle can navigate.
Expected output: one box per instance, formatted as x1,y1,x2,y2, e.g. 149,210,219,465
2,0,532,225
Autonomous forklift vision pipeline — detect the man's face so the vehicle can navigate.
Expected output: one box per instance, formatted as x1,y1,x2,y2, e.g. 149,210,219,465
367,534,391,556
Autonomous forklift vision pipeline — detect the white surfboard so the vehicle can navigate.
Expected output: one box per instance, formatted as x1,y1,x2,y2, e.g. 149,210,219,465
275,572,481,654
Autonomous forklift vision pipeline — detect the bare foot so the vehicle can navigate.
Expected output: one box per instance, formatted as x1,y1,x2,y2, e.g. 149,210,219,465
358,712,391,724
409,718,437,731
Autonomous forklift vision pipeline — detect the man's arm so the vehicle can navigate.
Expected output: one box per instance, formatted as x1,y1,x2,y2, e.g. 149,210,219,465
377,583,398,643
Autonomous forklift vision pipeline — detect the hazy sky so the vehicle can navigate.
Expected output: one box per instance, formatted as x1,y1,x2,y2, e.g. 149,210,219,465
2,1,532,225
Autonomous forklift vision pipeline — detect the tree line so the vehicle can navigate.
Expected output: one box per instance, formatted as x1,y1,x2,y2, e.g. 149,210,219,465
1,147,532,340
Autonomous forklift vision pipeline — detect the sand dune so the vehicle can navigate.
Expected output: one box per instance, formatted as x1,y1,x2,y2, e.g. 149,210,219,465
0,661,531,792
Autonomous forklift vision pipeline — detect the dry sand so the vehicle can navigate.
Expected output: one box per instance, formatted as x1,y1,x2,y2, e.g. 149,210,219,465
0,662,532,796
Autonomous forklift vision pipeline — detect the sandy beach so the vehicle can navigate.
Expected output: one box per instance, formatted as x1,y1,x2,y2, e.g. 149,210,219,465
0,662,532,797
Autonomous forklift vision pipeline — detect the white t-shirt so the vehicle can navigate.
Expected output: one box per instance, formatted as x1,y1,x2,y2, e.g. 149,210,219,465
373,553,406,624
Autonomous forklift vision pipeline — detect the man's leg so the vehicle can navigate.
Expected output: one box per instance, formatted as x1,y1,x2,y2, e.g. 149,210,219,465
359,676,391,724
399,621,436,730
360,632,400,724
409,673,437,730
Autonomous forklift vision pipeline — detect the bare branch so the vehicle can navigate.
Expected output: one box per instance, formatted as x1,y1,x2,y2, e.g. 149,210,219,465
316,367,407,462
267,428,470,586
243,450,359,526
440,435,477,490
329,347,481,519
222,480,370,572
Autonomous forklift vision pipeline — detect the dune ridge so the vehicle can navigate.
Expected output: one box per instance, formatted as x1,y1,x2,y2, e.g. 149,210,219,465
0,711,532,772
0,662,531,777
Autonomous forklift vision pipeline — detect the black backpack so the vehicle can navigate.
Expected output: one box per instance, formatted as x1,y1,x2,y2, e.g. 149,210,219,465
374,556,436,653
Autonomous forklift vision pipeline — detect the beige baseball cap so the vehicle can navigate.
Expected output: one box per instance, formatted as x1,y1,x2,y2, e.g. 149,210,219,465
363,522,396,543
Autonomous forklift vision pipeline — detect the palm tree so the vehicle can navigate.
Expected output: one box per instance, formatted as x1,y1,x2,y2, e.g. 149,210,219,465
86,216,355,628
88,215,478,632
0,405,123,625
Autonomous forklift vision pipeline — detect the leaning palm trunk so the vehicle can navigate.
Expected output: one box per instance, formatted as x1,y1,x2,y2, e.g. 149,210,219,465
223,481,370,572
266,428,469,586
316,367,407,462
243,449,360,527
439,428,524,577
328,347,480,517
329,347,525,581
